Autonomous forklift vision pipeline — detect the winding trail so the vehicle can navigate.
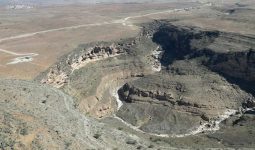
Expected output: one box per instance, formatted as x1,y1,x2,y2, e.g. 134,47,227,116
1,2,223,138
0,48,38,65
120,8,186,27
0,3,207,65
111,87,238,138
0,5,203,44
1,1,242,145
0,22,114,44
0,48,38,56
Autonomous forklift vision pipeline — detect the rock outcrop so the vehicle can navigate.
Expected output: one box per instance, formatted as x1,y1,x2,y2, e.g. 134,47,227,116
35,20,255,148
205,49,255,82
39,40,136,88
117,60,254,135
114,21,255,136
0,79,155,150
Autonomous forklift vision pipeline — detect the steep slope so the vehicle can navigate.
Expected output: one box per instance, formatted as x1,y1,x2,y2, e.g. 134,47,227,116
0,79,156,149
35,20,255,148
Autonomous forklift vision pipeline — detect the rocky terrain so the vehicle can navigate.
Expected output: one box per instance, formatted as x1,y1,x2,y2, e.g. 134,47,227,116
1,1,255,149
116,21,255,137
0,79,161,149
32,19,255,149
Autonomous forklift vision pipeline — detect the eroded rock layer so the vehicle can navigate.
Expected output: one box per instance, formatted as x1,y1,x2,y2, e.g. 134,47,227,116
117,60,253,135
34,20,255,148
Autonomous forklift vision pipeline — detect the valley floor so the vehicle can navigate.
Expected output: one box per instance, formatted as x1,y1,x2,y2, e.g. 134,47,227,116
1,0,255,149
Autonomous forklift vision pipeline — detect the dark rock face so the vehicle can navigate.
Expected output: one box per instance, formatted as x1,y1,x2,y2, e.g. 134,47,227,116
35,20,255,148
243,98,255,108
118,83,177,104
207,112,255,147
117,102,201,135
206,49,255,80
202,51,255,97
116,60,254,135
152,25,219,66
150,23,255,95
116,21,255,136
36,39,136,88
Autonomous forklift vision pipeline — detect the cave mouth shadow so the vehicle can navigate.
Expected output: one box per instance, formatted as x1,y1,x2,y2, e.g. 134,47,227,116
151,26,219,67
151,27,192,67
150,25,255,97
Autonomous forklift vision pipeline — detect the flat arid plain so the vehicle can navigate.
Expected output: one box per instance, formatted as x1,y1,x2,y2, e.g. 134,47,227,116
0,2,197,79
0,0,255,149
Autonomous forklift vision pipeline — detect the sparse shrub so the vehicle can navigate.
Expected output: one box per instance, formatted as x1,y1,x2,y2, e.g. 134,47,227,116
117,127,123,130
65,141,72,149
149,137,161,143
93,133,101,139
126,139,137,145
20,128,28,135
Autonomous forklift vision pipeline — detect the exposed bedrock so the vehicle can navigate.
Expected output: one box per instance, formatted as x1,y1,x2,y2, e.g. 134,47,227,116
38,41,133,88
149,22,255,95
0,79,155,149
116,21,255,135
35,34,159,118
36,20,255,138
207,108,255,147
152,24,219,66
206,49,255,82
117,60,254,135
203,49,255,95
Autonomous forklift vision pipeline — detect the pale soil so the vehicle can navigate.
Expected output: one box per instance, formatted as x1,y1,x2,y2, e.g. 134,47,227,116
1,1,255,149
0,2,203,79
0,79,158,149
0,24,138,79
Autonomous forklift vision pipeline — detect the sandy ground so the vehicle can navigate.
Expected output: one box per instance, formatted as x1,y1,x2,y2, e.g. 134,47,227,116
0,1,255,79
1,3,192,79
